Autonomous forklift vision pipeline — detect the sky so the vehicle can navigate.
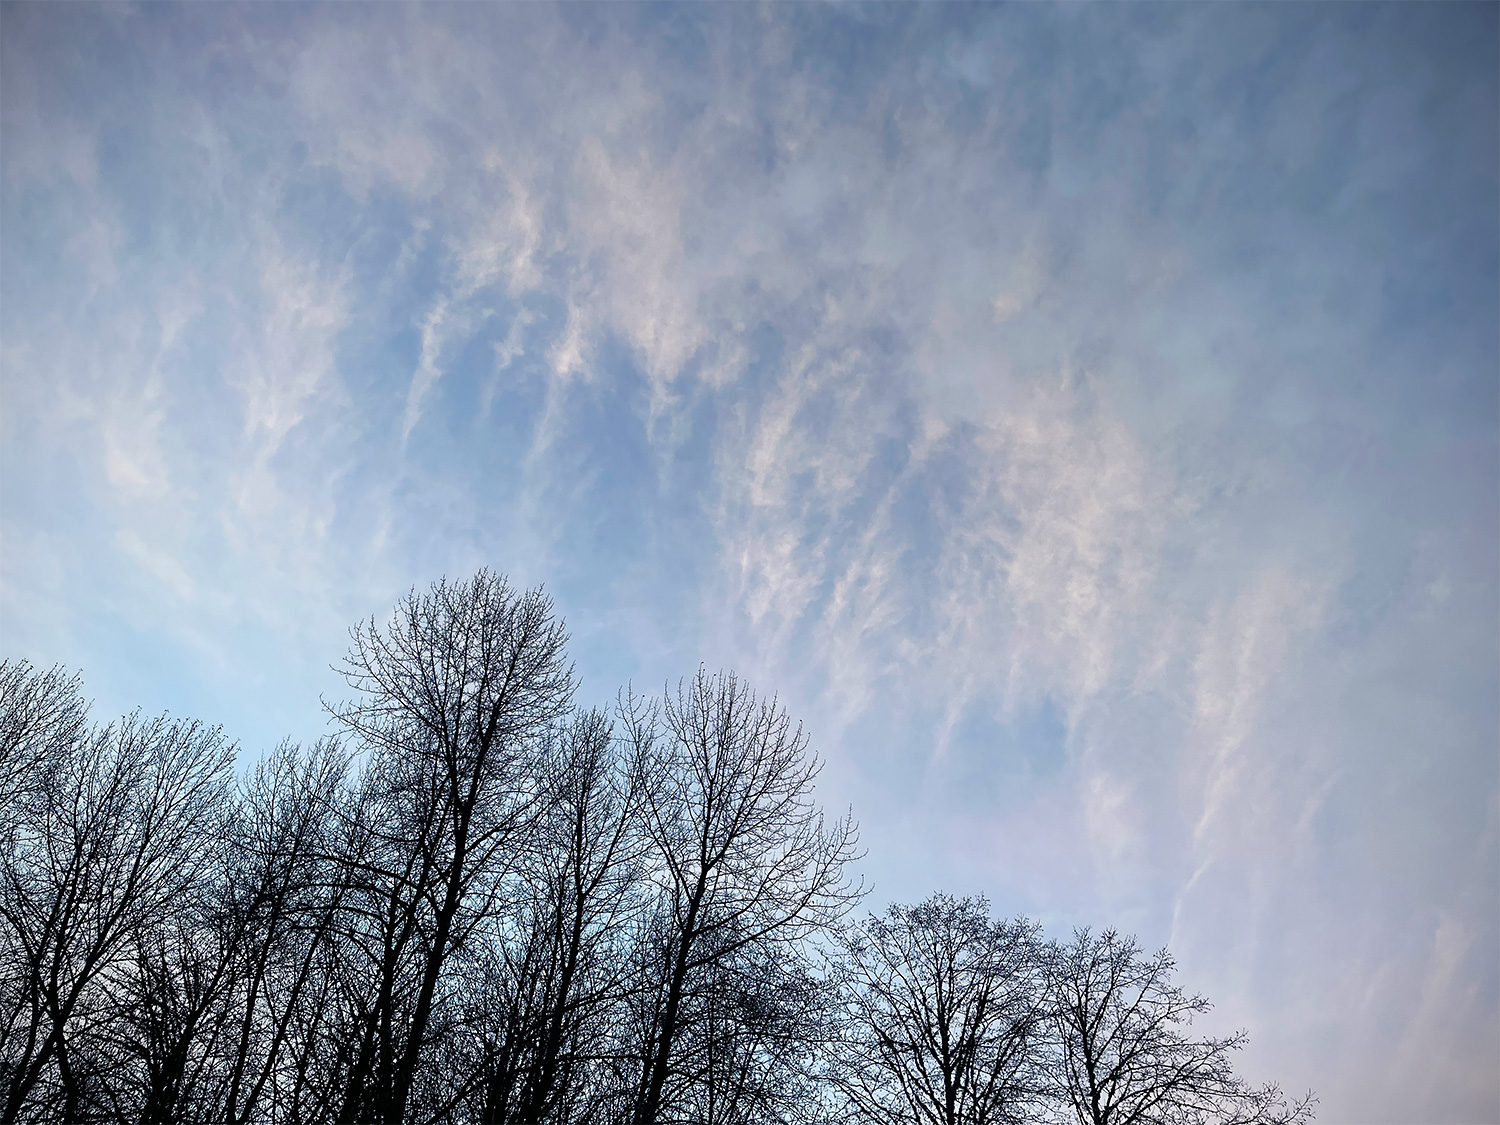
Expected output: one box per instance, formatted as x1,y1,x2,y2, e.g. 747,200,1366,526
1,4,1496,1121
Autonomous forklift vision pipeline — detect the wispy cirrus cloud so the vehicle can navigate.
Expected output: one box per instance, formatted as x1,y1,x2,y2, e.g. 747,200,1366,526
2,5,1493,1121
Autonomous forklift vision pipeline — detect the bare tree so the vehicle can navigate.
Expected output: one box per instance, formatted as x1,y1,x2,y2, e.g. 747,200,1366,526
1047,930,1313,1125
83,738,352,1125
456,707,649,1125
626,670,862,1125
0,661,86,1109
324,571,574,1125
111,905,234,1124
0,710,234,1123
673,937,834,1125
829,895,1047,1125
213,738,351,1125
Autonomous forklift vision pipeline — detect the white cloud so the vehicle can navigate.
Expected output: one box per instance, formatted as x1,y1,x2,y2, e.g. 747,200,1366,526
3,8,1492,1119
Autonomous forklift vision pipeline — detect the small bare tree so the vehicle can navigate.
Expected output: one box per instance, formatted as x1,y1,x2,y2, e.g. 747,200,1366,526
830,895,1048,1125
674,935,835,1125
1047,929,1313,1125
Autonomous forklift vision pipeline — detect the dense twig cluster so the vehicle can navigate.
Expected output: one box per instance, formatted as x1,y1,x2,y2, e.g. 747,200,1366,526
1,572,1312,1125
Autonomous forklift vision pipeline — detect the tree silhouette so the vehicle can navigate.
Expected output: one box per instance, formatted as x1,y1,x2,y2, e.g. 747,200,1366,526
0,578,1314,1125
624,670,862,1125
1047,929,1313,1125
830,895,1048,1125
0,678,234,1123
324,572,574,1125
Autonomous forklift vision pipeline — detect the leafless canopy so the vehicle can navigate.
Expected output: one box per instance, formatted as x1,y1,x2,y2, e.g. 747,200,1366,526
1047,930,1314,1125
831,895,1048,1125
0,576,1313,1125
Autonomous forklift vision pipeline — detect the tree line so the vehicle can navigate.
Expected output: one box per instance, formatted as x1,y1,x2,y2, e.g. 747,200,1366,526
1,571,1312,1125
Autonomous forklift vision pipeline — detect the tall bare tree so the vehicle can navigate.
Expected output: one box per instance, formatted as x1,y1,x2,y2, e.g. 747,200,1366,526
325,571,574,1125
626,670,862,1125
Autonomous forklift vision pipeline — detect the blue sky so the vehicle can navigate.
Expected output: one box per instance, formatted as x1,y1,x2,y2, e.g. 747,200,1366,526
2,4,1496,1120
